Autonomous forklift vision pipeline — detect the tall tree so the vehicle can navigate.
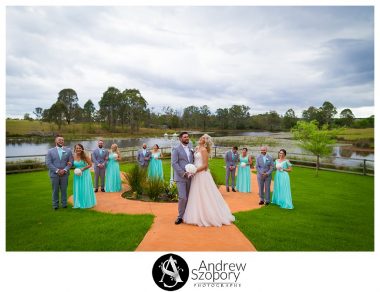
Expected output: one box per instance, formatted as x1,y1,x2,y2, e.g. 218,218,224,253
216,108,229,129
33,107,43,120
23,113,33,121
319,101,337,128
98,87,121,130
182,106,200,128
83,99,96,122
283,108,298,129
339,108,355,127
123,89,148,133
266,111,282,131
302,106,319,122
199,105,211,131
57,88,79,125
48,101,67,130
228,105,250,129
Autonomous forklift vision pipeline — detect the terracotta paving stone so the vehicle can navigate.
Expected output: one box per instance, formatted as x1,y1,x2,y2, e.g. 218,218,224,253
69,172,268,251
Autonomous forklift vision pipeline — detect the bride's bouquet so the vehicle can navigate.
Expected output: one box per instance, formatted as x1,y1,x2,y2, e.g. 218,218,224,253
74,168,82,176
185,164,197,174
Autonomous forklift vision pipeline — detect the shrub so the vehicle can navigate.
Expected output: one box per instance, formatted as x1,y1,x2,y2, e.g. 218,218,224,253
164,181,178,201
145,177,165,201
125,164,146,195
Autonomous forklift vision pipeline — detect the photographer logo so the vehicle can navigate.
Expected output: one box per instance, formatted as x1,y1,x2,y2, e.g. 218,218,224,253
152,253,189,291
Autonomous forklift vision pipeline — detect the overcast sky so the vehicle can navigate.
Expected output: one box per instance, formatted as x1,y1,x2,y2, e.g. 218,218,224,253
6,6,374,118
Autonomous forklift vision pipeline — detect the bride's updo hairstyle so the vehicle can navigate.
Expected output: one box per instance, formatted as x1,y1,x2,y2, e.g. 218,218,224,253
201,134,214,154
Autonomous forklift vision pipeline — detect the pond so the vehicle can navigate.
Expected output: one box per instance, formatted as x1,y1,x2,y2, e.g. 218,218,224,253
6,132,374,170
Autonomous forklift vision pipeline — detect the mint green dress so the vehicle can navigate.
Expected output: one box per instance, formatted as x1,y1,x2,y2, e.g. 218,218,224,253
105,152,122,192
148,152,164,180
73,160,96,208
272,160,294,209
236,155,251,192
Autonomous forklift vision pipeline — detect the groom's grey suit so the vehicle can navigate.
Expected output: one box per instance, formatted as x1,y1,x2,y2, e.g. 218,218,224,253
171,143,194,220
46,146,73,209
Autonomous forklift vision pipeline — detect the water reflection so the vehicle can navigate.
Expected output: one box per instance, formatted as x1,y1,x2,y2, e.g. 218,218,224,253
6,133,374,170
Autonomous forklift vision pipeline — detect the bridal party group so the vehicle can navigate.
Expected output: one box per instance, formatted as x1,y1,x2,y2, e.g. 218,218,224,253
46,134,293,212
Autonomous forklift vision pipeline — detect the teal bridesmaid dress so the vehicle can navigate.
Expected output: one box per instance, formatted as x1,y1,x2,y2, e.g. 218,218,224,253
73,160,96,208
236,155,251,192
148,152,164,180
272,160,294,209
105,152,122,192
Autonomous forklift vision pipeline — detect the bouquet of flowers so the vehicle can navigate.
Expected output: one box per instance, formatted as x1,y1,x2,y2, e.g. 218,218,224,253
240,162,247,167
276,163,283,171
185,164,197,174
113,153,118,159
74,168,82,176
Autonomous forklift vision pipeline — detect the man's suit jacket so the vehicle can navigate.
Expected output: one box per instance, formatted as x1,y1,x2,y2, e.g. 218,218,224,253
136,149,151,167
45,147,73,177
92,148,109,170
224,150,240,168
255,154,274,176
171,144,194,182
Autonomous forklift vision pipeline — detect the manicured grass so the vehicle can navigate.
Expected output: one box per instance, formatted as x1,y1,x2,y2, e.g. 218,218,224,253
6,171,154,251
234,167,374,251
7,159,374,251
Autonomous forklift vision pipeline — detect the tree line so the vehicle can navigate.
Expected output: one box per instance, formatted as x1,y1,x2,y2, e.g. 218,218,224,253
24,87,374,132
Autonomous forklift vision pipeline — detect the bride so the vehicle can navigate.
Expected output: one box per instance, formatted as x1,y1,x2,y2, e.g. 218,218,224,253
183,134,235,227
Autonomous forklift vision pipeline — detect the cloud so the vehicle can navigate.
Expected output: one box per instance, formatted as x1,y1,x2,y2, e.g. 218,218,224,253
6,6,374,118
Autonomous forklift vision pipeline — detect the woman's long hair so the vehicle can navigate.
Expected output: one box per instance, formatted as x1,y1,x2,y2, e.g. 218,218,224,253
202,134,214,154
74,144,87,161
111,143,121,156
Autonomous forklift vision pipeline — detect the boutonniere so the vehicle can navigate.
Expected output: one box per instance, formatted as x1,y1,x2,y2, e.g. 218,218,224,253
190,148,194,153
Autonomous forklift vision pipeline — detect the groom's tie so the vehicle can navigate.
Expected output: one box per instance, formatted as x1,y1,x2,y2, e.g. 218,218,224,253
58,147,63,160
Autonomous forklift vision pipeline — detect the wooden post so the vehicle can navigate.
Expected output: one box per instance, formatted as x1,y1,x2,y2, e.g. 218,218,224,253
363,159,367,176
316,154,320,176
214,147,217,158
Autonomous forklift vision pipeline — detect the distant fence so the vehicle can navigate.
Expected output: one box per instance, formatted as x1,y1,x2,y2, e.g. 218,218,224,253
6,146,374,176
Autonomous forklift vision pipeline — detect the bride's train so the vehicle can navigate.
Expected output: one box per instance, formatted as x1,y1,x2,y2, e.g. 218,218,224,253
183,152,235,227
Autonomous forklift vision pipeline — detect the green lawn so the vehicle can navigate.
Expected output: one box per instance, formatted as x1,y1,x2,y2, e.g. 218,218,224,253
6,171,153,251
234,167,374,251
6,159,374,251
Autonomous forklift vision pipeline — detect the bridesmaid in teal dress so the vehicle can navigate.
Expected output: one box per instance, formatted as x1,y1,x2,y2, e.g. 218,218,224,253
72,144,96,208
236,147,252,193
105,143,122,192
148,144,164,180
272,149,294,209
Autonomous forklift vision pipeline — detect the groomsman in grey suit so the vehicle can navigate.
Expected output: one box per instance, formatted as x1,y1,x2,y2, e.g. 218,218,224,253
224,146,240,192
45,135,73,210
255,146,274,205
136,143,151,168
91,139,109,192
171,132,194,225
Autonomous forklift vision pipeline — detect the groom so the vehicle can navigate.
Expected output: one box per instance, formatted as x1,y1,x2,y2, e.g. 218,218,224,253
171,131,194,225
45,135,73,210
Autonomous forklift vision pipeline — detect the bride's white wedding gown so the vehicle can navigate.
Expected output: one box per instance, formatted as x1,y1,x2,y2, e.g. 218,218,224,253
183,151,235,227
